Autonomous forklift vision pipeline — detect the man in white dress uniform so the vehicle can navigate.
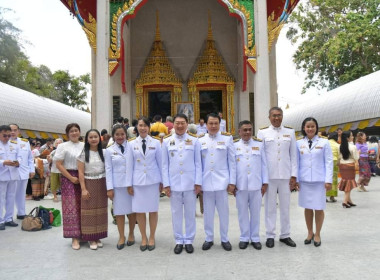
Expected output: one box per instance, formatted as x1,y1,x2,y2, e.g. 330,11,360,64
162,113,202,254
257,107,298,248
0,125,21,230
10,124,35,220
218,112,226,133
199,113,236,251
234,120,268,250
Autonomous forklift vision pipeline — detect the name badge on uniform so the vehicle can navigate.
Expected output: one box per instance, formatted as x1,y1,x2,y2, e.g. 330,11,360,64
252,147,259,151
149,147,155,150
113,152,118,155
300,145,306,149
315,146,323,149
137,159,141,162
134,147,139,150
217,142,225,145
201,142,206,145
283,135,290,138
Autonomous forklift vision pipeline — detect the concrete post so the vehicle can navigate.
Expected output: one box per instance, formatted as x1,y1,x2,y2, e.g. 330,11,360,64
95,0,111,131
253,0,271,132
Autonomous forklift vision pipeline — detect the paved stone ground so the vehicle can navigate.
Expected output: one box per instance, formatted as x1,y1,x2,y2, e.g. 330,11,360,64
1,176,379,280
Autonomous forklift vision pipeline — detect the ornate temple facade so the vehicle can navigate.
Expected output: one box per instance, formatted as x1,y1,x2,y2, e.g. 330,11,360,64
60,0,299,133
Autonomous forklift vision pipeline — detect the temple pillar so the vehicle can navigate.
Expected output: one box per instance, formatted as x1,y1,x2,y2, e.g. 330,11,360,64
253,0,271,133
269,42,278,107
95,0,111,131
91,49,96,128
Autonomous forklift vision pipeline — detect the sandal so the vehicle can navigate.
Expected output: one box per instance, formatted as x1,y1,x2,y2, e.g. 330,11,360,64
97,240,103,248
72,239,80,250
89,241,98,250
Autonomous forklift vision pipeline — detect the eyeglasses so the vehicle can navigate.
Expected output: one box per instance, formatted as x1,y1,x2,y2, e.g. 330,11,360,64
2,134,11,138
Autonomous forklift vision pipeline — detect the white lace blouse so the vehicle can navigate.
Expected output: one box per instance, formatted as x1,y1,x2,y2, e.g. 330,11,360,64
77,150,105,179
54,141,84,170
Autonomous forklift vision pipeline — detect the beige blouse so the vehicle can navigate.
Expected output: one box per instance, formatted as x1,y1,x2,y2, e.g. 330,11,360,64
339,143,359,164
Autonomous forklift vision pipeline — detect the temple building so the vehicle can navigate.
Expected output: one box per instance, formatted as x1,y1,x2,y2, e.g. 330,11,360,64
60,0,299,133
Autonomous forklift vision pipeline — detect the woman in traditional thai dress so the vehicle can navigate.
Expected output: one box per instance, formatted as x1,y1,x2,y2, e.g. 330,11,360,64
77,129,108,250
55,123,84,250
326,132,339,202
356,132,371,191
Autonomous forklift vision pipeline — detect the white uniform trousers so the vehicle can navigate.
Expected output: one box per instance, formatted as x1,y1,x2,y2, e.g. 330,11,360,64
0,181,17,224
170,190,196,245
236,190,262,242
203,190,229,242
265,179,291,239
15,179,28,216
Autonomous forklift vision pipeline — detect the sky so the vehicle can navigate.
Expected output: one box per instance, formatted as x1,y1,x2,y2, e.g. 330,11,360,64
0,0,323,109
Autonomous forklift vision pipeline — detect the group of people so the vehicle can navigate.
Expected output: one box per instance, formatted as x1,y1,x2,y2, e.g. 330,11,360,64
1,106,378,254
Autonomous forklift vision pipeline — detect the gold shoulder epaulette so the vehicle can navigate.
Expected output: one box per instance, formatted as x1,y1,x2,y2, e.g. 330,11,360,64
163,134,171,139
106,142,114,148
320,135,328,139
252,136,262,142
221,132,231,136
259,126,269,130
10,140,17,144
284,125,293,129
153,136,161,141
234,138,241,143
128,137,136,142
21,138,29,142
198,134,205,138
296,136,303,141
188,132,198,138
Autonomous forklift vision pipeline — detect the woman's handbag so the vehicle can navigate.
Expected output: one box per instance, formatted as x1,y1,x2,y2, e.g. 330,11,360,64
21,207,43,231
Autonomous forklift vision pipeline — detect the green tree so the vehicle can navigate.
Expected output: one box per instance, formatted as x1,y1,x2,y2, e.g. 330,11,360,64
287,0,380,93
52,70,90,110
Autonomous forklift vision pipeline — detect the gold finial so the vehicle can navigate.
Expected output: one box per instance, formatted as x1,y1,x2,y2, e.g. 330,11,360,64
155,10,161,42
207,10,213,40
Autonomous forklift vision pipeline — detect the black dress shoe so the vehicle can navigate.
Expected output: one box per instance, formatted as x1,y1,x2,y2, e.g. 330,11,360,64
116,242,125,250
0,223,5,230
266,238,274,248
140,245,148,251
304,234,314,245
239,241,249,249
202,241,214,250
280,237,296,247
174,244,183,254
16,215,26,220
221,241,232,251
185,244,194,253
148,244,155,251
126,240,135,246
251,242,262,250
5,221,18,227
314,238,322,247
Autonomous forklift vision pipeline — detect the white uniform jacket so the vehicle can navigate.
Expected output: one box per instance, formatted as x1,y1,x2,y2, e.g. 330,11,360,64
257,125,298,180
162,133,202,191
15,138,34,180
127,135,162,186
0,140,21,181
297,136,333,183
199,132,236,191
234,138,269,191
105,142,129,190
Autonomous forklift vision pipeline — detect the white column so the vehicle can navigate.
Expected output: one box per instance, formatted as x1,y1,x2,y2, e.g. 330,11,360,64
269,43,278,108
91,49,96,128
253,0,271,133
237,22,250,124
95,0,111,131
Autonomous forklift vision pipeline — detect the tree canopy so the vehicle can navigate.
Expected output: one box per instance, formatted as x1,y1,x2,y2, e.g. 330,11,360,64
0,8,90,110
286,0,380,93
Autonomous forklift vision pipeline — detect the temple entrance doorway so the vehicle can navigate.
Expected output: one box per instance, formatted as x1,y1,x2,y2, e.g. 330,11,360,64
148,91,171,120
199,90,223,120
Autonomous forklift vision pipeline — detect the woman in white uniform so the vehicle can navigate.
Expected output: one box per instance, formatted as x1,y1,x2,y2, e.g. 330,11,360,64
296,117,333,247
105,124,136,250
127,117,162,251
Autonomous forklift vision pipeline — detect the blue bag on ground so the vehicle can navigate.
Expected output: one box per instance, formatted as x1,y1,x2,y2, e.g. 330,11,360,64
38,208,52,230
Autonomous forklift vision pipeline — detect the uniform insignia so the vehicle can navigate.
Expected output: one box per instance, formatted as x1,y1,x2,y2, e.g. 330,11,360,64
315,146,323,149
128,137,136,142
234,138,241,143
296,136,303,140
259,126,269,130
113,152,118,155
283,135,290,138
134,146,139,150
137,159,140,162
20,144,25,148
198,134,205,138
21,138,28,142
170,139,175,146
236,147,241,150
188,132,198,138
217,142,225,145
149,147,156,150
284,126,293,129
252,147,259,151
300,145,306,149
185,139,193,145
252,136,262,142
237,158,240,162
163,134,171,139
10,140,17,144
301,151,304,155
221,132,231,136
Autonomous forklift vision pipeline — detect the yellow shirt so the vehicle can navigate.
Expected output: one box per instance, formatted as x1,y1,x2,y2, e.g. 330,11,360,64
150,122,168,135
328,139,340,161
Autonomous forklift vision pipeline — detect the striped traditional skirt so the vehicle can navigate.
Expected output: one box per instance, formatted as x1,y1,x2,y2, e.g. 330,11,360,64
358,157,371,186
81,177,108,241
31,178,45,198
338,163,357,192
326,160,338,197
61,170,82,239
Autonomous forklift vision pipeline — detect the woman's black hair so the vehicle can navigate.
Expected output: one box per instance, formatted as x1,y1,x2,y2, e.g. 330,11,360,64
111,124,127,138
138,116,151,127
301,117,319,137
340,131,352,160
328,132,339,142
369,136,378,143
84,129,104,163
